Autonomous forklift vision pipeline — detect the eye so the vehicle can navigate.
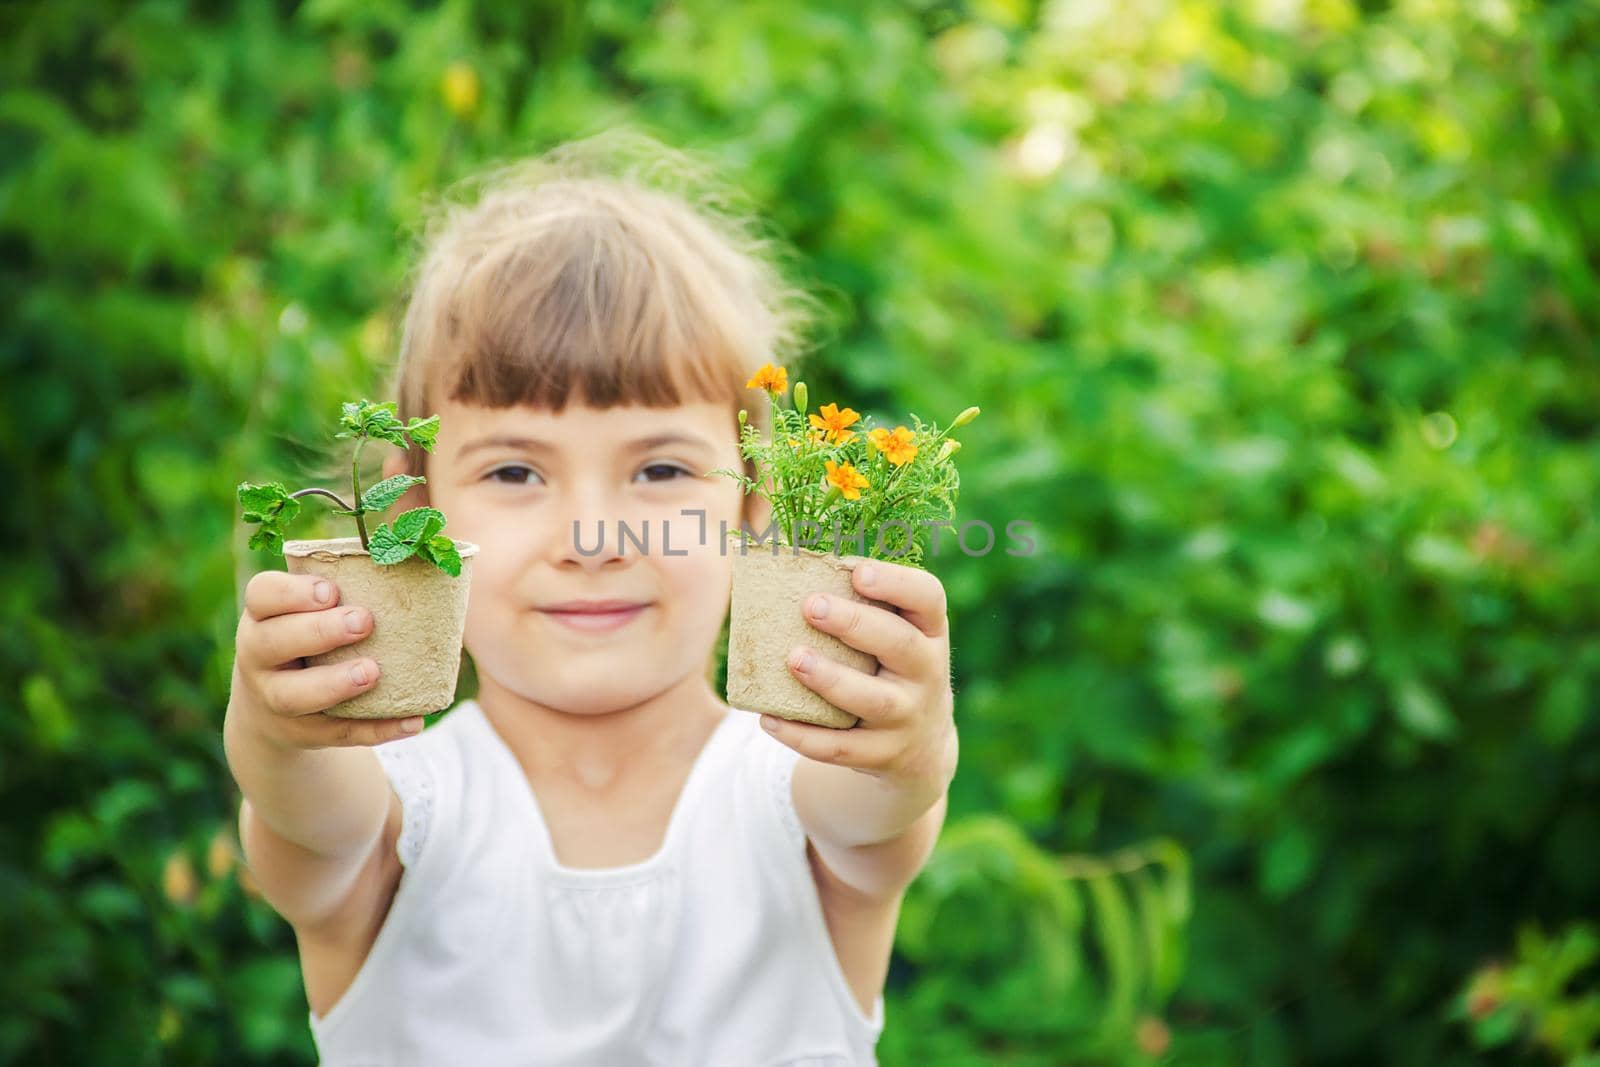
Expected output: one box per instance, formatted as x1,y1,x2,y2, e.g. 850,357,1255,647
636,463,694,484
485,465,542,486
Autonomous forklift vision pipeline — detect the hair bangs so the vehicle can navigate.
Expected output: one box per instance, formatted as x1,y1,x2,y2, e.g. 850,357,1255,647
435,210,755,421
387,130,820,482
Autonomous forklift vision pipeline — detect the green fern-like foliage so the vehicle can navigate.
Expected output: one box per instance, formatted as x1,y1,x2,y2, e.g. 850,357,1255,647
896,815,1190,1062
709,366,978,567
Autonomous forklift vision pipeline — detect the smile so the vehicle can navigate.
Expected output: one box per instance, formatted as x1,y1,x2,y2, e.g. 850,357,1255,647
538,604,650,633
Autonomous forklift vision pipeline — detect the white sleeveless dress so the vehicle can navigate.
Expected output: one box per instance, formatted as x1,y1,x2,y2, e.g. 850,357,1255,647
306,698,886,1066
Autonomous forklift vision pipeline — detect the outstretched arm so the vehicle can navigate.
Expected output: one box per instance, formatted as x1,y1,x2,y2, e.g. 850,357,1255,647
759,557,959,901
224,571,414,932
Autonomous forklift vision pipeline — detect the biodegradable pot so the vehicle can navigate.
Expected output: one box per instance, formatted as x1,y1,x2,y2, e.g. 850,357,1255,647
283,536,479,720
725,533,897,729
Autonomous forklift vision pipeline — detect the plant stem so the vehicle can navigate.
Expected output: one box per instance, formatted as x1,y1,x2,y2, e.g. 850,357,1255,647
771,393,796,546
863,453,911,532
350,437,370,550
289,487,356,511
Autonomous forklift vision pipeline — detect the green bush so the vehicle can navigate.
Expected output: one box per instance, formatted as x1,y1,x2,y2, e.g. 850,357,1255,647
3,1,1596,1063
1456,923,1600,1066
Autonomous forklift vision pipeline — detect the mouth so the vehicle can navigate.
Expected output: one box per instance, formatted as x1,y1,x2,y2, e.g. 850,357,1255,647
536,602,651,633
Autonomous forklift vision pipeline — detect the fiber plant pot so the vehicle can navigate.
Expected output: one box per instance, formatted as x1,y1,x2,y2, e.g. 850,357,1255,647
725,533,897,729
284,536,479,720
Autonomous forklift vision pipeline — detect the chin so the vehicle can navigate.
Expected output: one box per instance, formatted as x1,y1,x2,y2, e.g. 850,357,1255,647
543,664,663,703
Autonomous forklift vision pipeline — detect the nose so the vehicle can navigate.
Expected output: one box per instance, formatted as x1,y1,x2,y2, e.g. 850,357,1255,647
549,487,635,572
565,518,625,570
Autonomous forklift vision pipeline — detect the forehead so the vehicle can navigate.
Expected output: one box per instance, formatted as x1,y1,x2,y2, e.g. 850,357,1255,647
435,395,734,456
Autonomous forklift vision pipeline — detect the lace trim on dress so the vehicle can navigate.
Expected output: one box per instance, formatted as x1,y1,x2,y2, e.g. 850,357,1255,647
374,741,434,869
767,737,806,855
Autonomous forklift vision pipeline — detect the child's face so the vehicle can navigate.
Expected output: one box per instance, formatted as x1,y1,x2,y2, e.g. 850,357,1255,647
383,394,755,717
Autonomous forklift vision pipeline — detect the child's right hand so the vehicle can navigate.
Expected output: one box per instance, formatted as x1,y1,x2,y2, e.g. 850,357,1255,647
229,571,425,749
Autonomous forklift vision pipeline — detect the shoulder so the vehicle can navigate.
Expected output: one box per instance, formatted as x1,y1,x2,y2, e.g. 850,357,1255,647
372,698,484,795
369,699,485,874
720,710,894,1041
375,697,480,764
722,708,808,864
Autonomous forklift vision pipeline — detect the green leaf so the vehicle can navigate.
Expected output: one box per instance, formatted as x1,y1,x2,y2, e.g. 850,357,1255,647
1130,867,1182,999
236,481,296,523
404,414,440,452
246,527,284,553
361,401,407,448
23,673,77,751
1392,676,1458,742
367,523,416,565
338,400,408,447
1261,825,1315,898
1085,873,1141,1027
417,533,462,577
91,779,161,829
395,506,445,544
79,880,143,925
366,423,408,449
338,401,365,437
359,474,425,515
42,812,99,877
230,957,307,1055
238,482,300,555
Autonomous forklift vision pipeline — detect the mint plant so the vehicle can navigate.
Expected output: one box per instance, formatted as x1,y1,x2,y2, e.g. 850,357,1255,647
237,399,463,577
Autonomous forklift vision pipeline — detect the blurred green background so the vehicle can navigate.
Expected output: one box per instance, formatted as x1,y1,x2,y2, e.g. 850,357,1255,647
4,0,1598,1063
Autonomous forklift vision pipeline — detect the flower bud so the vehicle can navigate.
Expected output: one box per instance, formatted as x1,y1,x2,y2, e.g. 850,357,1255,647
936,440,962,462
952,406,980,429
793,382,808,416
737,408,748,429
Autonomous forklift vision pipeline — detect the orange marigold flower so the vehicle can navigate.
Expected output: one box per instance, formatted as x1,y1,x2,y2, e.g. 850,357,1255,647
745,363,787,395
808,403,860,444
868,425,918,466
824,459,870,500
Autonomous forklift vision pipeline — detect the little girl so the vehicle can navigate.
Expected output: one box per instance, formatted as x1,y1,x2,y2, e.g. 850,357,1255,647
223,131,959,1066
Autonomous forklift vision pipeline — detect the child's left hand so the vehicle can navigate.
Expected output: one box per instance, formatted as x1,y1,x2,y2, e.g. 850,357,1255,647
760,556,958,790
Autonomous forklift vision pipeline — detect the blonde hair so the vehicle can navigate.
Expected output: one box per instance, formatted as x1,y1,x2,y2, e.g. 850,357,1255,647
383,127,824,489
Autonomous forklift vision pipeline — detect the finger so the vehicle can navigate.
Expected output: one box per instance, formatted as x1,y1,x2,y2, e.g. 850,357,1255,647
245,605,373,671
244,570,339,622
842,557,948,640
291,712,426,749
259,657,381,718
758,713,898,773
788,644,912,728
800,592,933,678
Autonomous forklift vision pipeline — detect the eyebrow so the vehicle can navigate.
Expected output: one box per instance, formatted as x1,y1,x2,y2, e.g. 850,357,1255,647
456,431,717,459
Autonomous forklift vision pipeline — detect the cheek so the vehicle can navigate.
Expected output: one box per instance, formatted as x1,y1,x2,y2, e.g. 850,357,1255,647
459,526,545,605
450,494,549,545
657,550,732,617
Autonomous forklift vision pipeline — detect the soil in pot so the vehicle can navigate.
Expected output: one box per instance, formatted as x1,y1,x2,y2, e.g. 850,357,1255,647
725,534,897,729
284,536,479,720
